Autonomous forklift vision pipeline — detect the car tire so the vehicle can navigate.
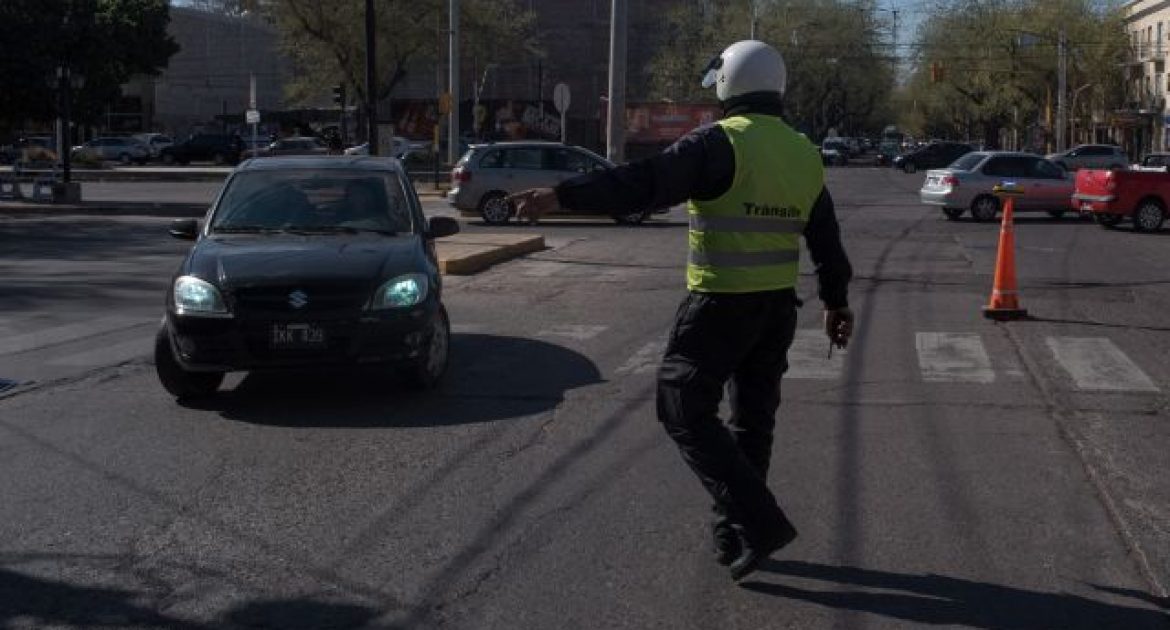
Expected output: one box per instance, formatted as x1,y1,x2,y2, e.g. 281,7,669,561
903,161,917,174
162,153,175,165
1132,198,1165,232
942,208,964,221
478,191,513,225
403,305,450,389
614,209,649,225
212,152,226,165
119,153,132,165
970,195,999,222
1047,209,1065,219
154,326,223,399
1094,213,1123,229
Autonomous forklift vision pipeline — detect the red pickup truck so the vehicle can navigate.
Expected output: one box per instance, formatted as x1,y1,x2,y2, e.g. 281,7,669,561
1073,168,1168,231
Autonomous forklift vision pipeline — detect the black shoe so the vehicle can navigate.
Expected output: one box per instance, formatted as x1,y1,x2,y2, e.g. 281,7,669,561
728,520,798,581
712,520,741,566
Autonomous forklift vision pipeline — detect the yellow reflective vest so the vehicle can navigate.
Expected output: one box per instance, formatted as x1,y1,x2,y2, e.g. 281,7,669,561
686,114,824,293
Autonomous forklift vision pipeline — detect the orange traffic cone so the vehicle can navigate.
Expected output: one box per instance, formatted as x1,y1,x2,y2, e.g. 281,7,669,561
983,185,1028,321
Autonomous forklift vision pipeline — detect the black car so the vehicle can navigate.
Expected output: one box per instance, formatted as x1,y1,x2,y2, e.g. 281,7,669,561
160,133,244,165
155,156,460,399
892,142,974,174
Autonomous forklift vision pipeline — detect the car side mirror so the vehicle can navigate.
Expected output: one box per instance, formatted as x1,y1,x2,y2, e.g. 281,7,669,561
169,218,199,240
427,216,460,239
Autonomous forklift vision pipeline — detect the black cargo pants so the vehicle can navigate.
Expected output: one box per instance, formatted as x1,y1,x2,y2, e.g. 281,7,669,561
656,288,799,539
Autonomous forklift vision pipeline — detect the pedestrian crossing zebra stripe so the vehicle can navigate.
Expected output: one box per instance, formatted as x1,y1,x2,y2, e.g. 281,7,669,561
916,332,995,384
1046,337,1160,393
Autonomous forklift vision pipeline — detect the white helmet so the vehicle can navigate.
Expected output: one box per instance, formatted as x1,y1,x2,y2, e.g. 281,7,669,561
701,40,787,101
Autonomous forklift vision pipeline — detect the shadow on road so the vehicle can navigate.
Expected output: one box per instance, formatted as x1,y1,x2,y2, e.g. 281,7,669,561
184,333,603,427
0,565,381,630
743,560,1168,629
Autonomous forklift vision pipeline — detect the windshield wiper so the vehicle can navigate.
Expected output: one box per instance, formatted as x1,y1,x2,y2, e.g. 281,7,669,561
281,225,397,236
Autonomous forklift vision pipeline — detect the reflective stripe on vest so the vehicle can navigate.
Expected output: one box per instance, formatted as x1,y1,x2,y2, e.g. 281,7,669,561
686,114,824,293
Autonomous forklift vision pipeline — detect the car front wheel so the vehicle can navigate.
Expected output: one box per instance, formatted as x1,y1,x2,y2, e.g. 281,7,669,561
403,305,450,389
154,327,224,399
903,161,917,174
1133,199,1166,232
970,195,999,222
614,209,649,225
478,192,513,225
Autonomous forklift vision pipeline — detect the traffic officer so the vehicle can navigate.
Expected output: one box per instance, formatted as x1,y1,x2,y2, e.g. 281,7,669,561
509,40,854,581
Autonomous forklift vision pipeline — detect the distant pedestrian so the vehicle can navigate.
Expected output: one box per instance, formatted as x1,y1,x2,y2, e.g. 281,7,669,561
509,40,854,581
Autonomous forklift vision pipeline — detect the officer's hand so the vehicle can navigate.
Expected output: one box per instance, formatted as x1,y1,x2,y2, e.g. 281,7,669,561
508,188,559,224
824,307,855,349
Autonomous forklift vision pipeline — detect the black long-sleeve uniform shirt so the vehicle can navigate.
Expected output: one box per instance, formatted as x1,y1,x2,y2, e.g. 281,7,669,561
553,101,853,308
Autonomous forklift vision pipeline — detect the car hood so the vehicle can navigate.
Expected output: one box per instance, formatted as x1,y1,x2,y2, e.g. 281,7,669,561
184,233,424,291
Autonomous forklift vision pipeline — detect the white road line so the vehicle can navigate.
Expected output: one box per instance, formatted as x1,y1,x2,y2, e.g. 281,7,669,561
786,329,845,380
48,337,152,367
916,332,995,383
615,340,667,375
1046,337,1159,392
0,316,152,356
536,324,608,342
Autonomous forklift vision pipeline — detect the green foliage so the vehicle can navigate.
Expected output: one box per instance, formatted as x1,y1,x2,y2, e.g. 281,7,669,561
902,0,1128,146
646,0,896,139
266,0,535,113
0,0,178,130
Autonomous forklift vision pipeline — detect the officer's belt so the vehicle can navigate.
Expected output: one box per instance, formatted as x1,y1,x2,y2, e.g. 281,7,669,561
689,215,806,233
688,249,800,267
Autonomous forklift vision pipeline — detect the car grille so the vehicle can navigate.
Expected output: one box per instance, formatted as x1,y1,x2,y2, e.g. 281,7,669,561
231,284,369,315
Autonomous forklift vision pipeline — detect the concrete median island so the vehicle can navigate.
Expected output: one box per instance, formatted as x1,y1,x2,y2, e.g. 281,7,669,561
435,233,545,275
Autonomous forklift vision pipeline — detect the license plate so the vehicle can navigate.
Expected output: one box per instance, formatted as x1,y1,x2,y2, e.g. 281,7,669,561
926,176,938,186
270,323,327,349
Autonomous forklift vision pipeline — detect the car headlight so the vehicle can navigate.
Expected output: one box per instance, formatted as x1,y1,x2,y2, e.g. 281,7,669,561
370,273,428,309
173,276,229,316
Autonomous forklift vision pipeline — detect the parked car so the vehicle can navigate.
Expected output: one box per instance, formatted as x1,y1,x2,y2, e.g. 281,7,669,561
132,133,175,158
892,141,974,174
447,141,667,225
344,136,423,159
919,151,1075,222
1046,144,1129,171
1132,153,1170,172
155,155,461,399
820,139,849,166
1073,167,1168,232
160,133,244,165
245,136,330,159
0,136,56,164
71,137,150,165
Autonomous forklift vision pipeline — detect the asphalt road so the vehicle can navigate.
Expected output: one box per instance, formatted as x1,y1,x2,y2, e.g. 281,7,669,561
1,168,1167,629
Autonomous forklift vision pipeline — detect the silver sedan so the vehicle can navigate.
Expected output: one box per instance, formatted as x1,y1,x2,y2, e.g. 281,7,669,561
919,151,1076,222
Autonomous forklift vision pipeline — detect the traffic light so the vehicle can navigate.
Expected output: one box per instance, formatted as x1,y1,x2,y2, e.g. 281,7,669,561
332,84,345,106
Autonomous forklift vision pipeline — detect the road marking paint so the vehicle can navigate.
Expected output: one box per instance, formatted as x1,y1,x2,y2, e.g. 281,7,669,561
616,340,667,375
1046,337,1159,392
786,329,846,380
0,317,152,356
916,332,995,383
536,324,608,342
49,337,152,367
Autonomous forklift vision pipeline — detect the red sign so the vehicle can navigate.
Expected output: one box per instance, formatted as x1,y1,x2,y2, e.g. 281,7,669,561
622,103,721,143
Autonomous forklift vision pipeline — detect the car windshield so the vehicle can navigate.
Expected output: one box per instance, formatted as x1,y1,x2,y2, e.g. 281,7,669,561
949,153,985,171
211,169,413,235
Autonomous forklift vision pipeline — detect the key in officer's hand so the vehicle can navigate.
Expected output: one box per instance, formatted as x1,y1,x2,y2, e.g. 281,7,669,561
824,307,855,350
508,188,559,224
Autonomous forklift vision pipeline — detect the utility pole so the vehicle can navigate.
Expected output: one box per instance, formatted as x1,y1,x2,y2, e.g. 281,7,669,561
364,0,378,155
750,0,757,39
1056,27,1067,152
448,0,460,165
606,0,627,163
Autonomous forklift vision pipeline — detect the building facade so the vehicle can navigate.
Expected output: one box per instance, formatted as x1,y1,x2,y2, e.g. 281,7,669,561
1121,0,1170,155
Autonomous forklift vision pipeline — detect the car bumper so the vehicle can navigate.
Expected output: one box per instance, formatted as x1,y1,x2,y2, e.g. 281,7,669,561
919,189,964,207
164,301,437,372
448,187,476,210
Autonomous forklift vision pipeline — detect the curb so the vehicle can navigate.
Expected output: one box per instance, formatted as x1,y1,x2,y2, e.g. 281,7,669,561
436,234,544,275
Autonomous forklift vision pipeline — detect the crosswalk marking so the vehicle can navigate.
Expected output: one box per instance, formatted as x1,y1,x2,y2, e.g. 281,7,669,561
615,340,667,375
48,338,152,367
0,316,153,356
536,324,608,342
1046,337,1159,392
916,332,995,383
786,329,846,380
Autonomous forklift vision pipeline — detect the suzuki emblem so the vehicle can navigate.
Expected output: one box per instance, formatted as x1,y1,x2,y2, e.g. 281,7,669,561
288,290,309,309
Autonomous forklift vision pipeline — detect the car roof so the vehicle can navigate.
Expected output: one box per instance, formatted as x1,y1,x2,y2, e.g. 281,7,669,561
236,155,403,173
470,141,569,149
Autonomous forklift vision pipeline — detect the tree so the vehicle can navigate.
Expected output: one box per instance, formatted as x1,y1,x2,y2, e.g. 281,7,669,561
0,0,179,134
645,0,895,140
264,1,534,118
